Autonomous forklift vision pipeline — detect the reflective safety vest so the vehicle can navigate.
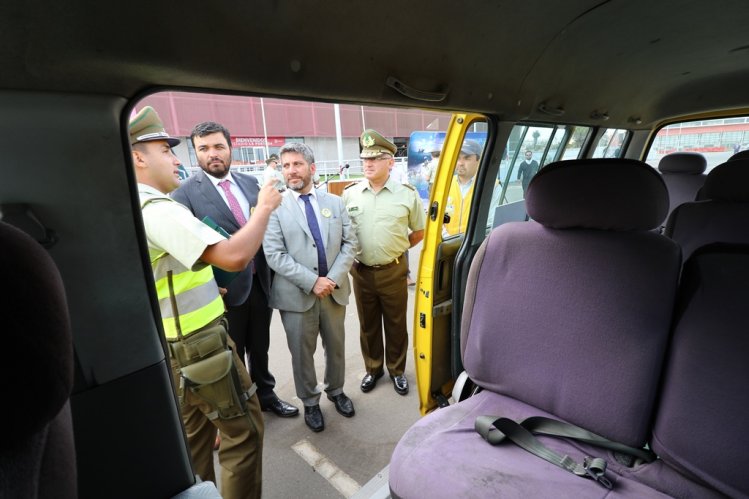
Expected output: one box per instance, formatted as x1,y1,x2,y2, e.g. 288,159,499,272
444,177,475,236
142,197,225,339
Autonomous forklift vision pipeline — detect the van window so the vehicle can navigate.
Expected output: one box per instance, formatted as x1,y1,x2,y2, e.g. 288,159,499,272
645,116,749,170
491,124,592,232
592,128,628,158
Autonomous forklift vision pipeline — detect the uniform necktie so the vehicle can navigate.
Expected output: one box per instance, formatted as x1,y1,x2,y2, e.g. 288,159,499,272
300,194,328,277
218,179,255,273
218,179,247,226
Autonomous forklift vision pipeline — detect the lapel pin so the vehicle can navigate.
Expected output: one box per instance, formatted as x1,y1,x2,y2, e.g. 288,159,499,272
321,208,332,218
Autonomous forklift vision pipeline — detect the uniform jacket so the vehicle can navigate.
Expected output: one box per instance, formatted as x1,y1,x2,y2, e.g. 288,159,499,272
171,170,271,307
263,189,357,313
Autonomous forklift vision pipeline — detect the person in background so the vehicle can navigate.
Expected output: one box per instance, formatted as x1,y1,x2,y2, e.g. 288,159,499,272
343,129,425,396
263,142,358,432
263,153,285,188
443,139,501,236
517,148,540,195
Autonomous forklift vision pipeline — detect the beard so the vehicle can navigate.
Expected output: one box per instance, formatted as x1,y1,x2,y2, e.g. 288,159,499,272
200,157,231,178
286,175,310,191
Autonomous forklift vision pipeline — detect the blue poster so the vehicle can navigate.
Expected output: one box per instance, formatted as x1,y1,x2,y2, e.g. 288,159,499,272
407,131,487,200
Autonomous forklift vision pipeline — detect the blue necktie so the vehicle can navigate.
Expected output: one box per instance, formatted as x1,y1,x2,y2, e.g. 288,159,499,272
300,194,328,277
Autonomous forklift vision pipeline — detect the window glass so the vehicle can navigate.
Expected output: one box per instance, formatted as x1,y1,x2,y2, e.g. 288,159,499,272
645,117,749,171
561,126,592,160
487,124,591,233
592,128,627,158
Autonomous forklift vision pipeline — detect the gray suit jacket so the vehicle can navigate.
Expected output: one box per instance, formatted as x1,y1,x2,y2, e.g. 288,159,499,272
171,170,271,307
263,189,357,313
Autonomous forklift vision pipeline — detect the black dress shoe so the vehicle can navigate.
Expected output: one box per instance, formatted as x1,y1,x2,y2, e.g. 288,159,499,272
360,371,384,393
392,375,409,395
304,405,324,432
327,393,355,417
261,398,300,418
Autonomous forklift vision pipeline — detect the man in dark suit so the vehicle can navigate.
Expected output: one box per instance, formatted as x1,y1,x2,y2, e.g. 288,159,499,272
172,121,298,418
517,149,540,195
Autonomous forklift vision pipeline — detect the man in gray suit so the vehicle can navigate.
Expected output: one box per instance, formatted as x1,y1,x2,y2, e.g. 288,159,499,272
172,122,298,418
263,142,358,432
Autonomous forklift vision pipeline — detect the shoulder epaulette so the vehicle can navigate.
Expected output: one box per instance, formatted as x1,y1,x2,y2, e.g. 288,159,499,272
403,183,416,191
141,196,173,209
344,181,360,190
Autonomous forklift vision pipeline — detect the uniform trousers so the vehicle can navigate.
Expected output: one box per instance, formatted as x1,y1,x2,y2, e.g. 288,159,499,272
225,278,276,405
351,257,409,377
279,295,346,407
170,333,264,499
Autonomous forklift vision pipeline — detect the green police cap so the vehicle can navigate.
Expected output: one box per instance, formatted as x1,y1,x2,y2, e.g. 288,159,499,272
360,129,397,158
129,106,180,147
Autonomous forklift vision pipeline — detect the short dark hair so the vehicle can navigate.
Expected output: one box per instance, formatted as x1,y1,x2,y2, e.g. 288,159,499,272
190,121,232,149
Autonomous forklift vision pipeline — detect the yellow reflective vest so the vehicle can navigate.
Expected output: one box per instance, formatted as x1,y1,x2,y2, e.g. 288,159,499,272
142,197,225,339
444,177,475,236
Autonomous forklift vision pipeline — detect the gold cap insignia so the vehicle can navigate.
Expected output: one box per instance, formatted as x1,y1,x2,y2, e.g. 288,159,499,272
362,134,375,147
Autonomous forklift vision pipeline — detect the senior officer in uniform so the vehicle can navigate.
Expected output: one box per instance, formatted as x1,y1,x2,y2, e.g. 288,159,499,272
172,122,298,419
342,129,426,396
131,106,281,499
263,142,358,432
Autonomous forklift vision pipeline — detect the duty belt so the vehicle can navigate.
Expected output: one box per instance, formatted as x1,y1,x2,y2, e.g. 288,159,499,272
356,257,399,270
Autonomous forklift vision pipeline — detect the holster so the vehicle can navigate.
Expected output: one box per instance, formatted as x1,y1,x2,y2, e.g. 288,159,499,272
168,320,254,420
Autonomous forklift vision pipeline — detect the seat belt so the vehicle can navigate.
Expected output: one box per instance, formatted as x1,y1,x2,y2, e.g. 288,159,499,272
475,415,657,489
476,415,656,463
478,417,613,489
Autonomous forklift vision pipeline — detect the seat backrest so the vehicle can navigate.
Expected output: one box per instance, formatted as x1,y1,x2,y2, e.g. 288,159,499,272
728,149,749,161
460,159,681,447
657,152,707,215
665,158,749,262
651,244,749,498
0,221,76,499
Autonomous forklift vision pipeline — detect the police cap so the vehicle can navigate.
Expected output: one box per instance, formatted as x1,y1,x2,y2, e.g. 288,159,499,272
129,106,180,147
360,129,397,158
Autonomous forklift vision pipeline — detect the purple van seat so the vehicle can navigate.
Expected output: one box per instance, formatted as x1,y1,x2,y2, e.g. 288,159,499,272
634,245,749,498
657,153,707,214
0,221,76,499
390,160,681,498
665,159,749,261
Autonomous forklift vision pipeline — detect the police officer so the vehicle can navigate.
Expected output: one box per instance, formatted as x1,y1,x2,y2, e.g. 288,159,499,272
342,129,426,396
130,106,281,499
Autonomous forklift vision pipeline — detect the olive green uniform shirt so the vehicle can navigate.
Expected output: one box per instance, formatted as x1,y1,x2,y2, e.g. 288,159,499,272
342,176,425,266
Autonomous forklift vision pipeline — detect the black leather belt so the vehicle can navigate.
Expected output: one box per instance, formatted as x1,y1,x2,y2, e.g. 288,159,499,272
356,259,399,271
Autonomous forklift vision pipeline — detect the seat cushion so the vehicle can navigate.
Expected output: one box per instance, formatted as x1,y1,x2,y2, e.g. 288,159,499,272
390,391,675,499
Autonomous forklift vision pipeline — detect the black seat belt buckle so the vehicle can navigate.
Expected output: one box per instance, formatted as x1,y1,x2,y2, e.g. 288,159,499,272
583,456,613,489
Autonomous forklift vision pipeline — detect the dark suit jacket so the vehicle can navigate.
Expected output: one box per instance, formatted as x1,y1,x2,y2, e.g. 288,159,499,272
171,170,271,307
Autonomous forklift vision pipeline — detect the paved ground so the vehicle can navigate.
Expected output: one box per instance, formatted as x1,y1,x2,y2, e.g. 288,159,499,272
214,245,423,498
